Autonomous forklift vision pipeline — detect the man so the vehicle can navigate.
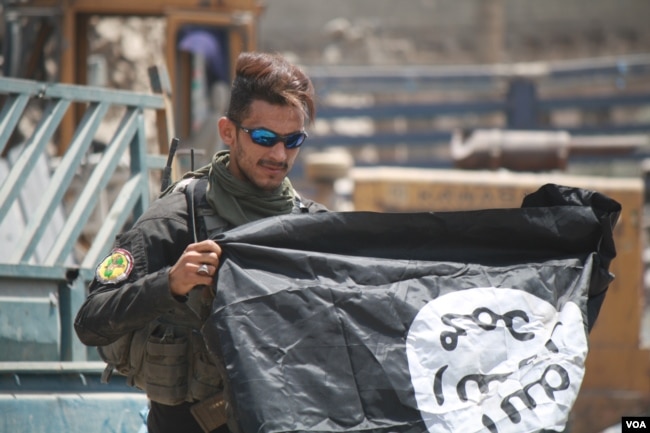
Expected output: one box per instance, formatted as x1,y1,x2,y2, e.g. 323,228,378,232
74,51,327,433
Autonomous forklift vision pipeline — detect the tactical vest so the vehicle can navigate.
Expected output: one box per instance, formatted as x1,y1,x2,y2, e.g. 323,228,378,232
97,177,229,406
97,177,317,407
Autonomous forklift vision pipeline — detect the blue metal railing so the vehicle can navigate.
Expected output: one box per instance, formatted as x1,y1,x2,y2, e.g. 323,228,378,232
0,76,166,363
306,54,650,165
0,77,165,273
308,53,650,96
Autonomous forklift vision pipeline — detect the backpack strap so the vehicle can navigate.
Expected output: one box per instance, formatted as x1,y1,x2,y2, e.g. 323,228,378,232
180,177,232,242
179,177,326,241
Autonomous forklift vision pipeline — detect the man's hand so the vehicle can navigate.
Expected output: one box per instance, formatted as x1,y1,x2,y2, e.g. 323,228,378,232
168,240,222,297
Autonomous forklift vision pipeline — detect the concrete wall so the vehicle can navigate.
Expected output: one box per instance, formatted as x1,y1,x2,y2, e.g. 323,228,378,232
257,0,650,65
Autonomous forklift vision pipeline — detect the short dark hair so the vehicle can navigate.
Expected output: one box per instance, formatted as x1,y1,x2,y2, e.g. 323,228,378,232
226,52,316,126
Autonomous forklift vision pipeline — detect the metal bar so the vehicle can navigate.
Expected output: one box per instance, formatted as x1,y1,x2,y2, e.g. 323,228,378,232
42,83,164,108
0,361,145,393
2,6,62,19
59,277,88,362
316,100,506,119
0,361,106,373
81,174,142,269
308,131,454,147
0,98,70,223
0,77,52,96
129,112,149,219
308,54,650,99
0,264,69,280
309,122,650,149
543,123,650,135
147,154,168,170
44,108,140,266
539,93,650,110
0,93,30,155
0,77,164,109
307,53,650,84
78,269,95,283
12,102,110,264
546,53,650,80
3,15,22,77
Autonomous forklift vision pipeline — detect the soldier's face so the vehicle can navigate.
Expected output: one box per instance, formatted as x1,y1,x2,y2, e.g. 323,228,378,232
220,100,304,192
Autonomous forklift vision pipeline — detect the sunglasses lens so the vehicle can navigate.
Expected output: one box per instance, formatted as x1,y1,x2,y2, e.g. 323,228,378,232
244,126,306,149
285,133,306,149
250,129,278,147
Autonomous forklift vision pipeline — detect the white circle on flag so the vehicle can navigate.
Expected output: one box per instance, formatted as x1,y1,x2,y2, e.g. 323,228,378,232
406,287,587,433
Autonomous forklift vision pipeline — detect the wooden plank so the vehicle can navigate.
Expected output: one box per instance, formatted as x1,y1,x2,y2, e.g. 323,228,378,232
27,0,260,14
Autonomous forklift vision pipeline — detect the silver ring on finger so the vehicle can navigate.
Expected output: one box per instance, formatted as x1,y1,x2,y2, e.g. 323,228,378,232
197,264,210,276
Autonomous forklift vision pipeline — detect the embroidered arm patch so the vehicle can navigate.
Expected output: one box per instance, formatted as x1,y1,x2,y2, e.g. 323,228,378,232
96,248,134,284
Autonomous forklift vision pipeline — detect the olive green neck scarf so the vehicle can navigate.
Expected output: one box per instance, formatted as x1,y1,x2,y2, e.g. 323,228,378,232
196,150,296,227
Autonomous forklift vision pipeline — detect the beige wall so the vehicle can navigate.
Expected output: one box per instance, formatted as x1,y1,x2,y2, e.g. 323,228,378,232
258,0,650,65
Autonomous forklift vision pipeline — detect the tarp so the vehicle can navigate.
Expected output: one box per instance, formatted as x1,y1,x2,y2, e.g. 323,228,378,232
203,184,620,433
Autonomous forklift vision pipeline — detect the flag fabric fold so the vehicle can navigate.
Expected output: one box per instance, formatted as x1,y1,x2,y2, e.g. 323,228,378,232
203,183,620,433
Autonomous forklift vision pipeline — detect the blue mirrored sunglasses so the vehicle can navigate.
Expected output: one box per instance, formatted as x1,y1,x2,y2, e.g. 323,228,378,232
231,120,307,149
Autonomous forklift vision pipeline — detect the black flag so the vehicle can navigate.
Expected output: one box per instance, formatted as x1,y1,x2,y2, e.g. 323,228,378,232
203,184,620,433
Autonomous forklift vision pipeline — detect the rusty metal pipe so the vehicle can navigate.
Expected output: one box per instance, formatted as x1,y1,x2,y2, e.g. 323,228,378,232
451,129,649,171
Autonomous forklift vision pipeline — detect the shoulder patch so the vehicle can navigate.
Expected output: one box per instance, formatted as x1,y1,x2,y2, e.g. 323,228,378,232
96,248,134,284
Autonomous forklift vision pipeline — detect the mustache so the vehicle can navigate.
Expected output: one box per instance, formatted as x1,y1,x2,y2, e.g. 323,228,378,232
259,159,288,170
